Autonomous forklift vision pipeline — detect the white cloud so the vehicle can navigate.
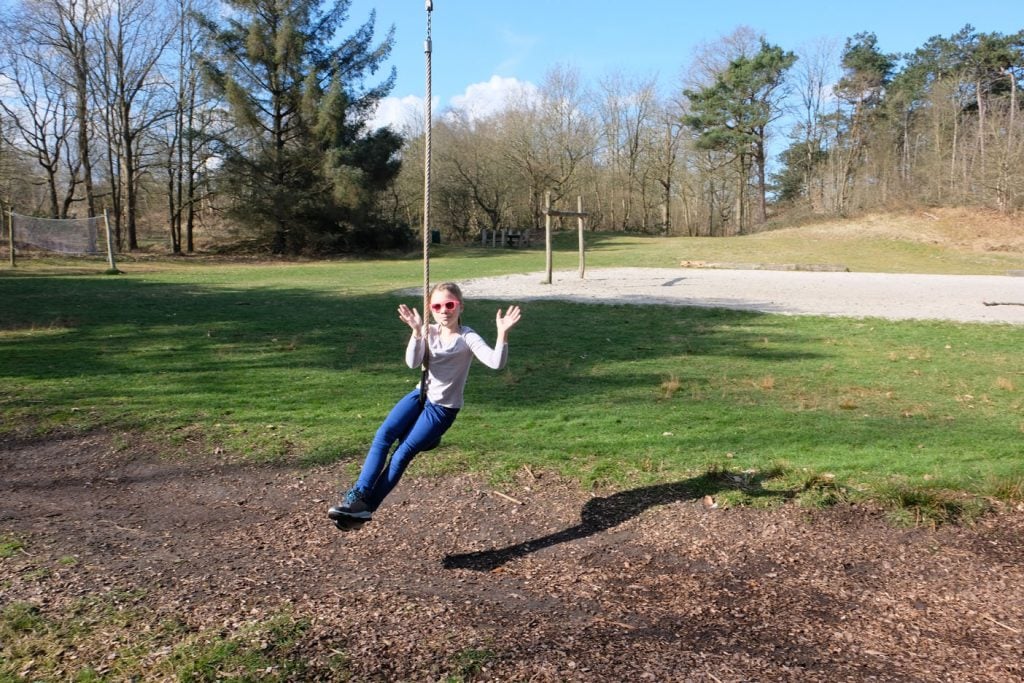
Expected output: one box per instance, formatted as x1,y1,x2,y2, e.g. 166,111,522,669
448,75,538,121
367,94,428,134
368,76,539,132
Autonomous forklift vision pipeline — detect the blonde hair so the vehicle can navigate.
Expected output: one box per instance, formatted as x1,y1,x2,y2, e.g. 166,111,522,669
430,282,463,302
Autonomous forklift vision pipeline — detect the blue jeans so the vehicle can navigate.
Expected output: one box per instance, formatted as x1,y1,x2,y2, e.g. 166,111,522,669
354,389,459,510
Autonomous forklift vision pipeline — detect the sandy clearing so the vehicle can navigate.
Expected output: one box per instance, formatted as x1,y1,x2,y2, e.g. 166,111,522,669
451,267,1024,324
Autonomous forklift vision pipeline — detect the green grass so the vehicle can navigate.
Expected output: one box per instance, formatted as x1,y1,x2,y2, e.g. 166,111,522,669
0,597,328,682
1,233,1022,512
0,535,25,558
0,227,1021,680
168,614,314,682
445,646,497,681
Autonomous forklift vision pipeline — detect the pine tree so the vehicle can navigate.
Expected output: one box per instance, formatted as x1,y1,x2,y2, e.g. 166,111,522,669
831,32,895,214
684,40,796,230
198,0,404,253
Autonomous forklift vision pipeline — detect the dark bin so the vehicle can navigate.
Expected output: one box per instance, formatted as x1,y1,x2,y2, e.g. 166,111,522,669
431,229,441,244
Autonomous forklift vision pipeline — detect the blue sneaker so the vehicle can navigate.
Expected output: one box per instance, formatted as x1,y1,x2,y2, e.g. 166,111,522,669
328,488,372,521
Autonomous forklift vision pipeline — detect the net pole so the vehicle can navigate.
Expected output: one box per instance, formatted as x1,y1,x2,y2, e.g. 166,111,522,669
419,0,434,406
103,209,118,272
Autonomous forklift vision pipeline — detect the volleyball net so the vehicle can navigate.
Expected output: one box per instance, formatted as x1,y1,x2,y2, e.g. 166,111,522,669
6,211,118,271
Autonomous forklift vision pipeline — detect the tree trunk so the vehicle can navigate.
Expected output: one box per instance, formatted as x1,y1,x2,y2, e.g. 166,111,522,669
754,134,767,225
662,121,672,233
1000,69,1016,212
949,105,958,200
706,176,715,237
167,146,179,252
122,101,139,250
741,152,749,235
46,170,60,218
59,150,80,219
74,61,95,218
272,95,287,252
67,0,96,219
185,119,195,253
977,78,986,178
104,114,123,245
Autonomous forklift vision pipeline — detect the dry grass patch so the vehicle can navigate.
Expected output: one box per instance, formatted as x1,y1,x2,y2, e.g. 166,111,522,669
900,404,932,418
927,207,1024,252
888,347,933,362
775,208,1024,252
659,373,681,399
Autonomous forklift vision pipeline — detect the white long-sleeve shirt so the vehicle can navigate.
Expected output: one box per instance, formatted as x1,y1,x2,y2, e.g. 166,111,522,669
405,324,507,408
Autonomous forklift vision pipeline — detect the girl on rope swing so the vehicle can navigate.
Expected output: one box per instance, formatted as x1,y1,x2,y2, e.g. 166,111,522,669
328,282,522,530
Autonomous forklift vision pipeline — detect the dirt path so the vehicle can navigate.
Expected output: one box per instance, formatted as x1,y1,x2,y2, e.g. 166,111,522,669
2,433,1023,681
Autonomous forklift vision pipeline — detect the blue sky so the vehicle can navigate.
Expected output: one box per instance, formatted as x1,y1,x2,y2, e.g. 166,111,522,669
346,0,1017,129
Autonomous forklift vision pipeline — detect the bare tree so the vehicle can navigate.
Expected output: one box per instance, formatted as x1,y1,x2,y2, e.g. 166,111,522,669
94,0,176,249
436,112,517,237
686,26,763,88
652,104,686,233
789,38,840,212
0,39,81,217
165,0,215,253
997,54,1021,211
595,70,659,230
13,0,100,218
505,64,595,229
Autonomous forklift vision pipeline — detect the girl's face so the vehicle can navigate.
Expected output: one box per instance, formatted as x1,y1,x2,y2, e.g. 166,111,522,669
429,290,462,325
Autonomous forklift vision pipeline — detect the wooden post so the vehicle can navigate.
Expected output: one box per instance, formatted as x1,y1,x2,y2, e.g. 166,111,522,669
542,192,588,284
577,195,585,279
103,209,118,272
6,208,14,268
544,191,552,284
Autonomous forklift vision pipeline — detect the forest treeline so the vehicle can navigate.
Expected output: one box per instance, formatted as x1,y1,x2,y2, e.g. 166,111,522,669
1,0,1021,254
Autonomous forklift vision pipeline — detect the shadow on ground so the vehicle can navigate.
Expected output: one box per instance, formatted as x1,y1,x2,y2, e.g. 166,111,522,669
443,469,791,571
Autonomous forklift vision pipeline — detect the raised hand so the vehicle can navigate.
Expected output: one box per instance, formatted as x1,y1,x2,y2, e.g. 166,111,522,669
495,305,522,339
397,304,425,337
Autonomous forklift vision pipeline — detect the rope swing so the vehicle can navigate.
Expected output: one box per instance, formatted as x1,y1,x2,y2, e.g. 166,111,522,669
419,0,434,406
